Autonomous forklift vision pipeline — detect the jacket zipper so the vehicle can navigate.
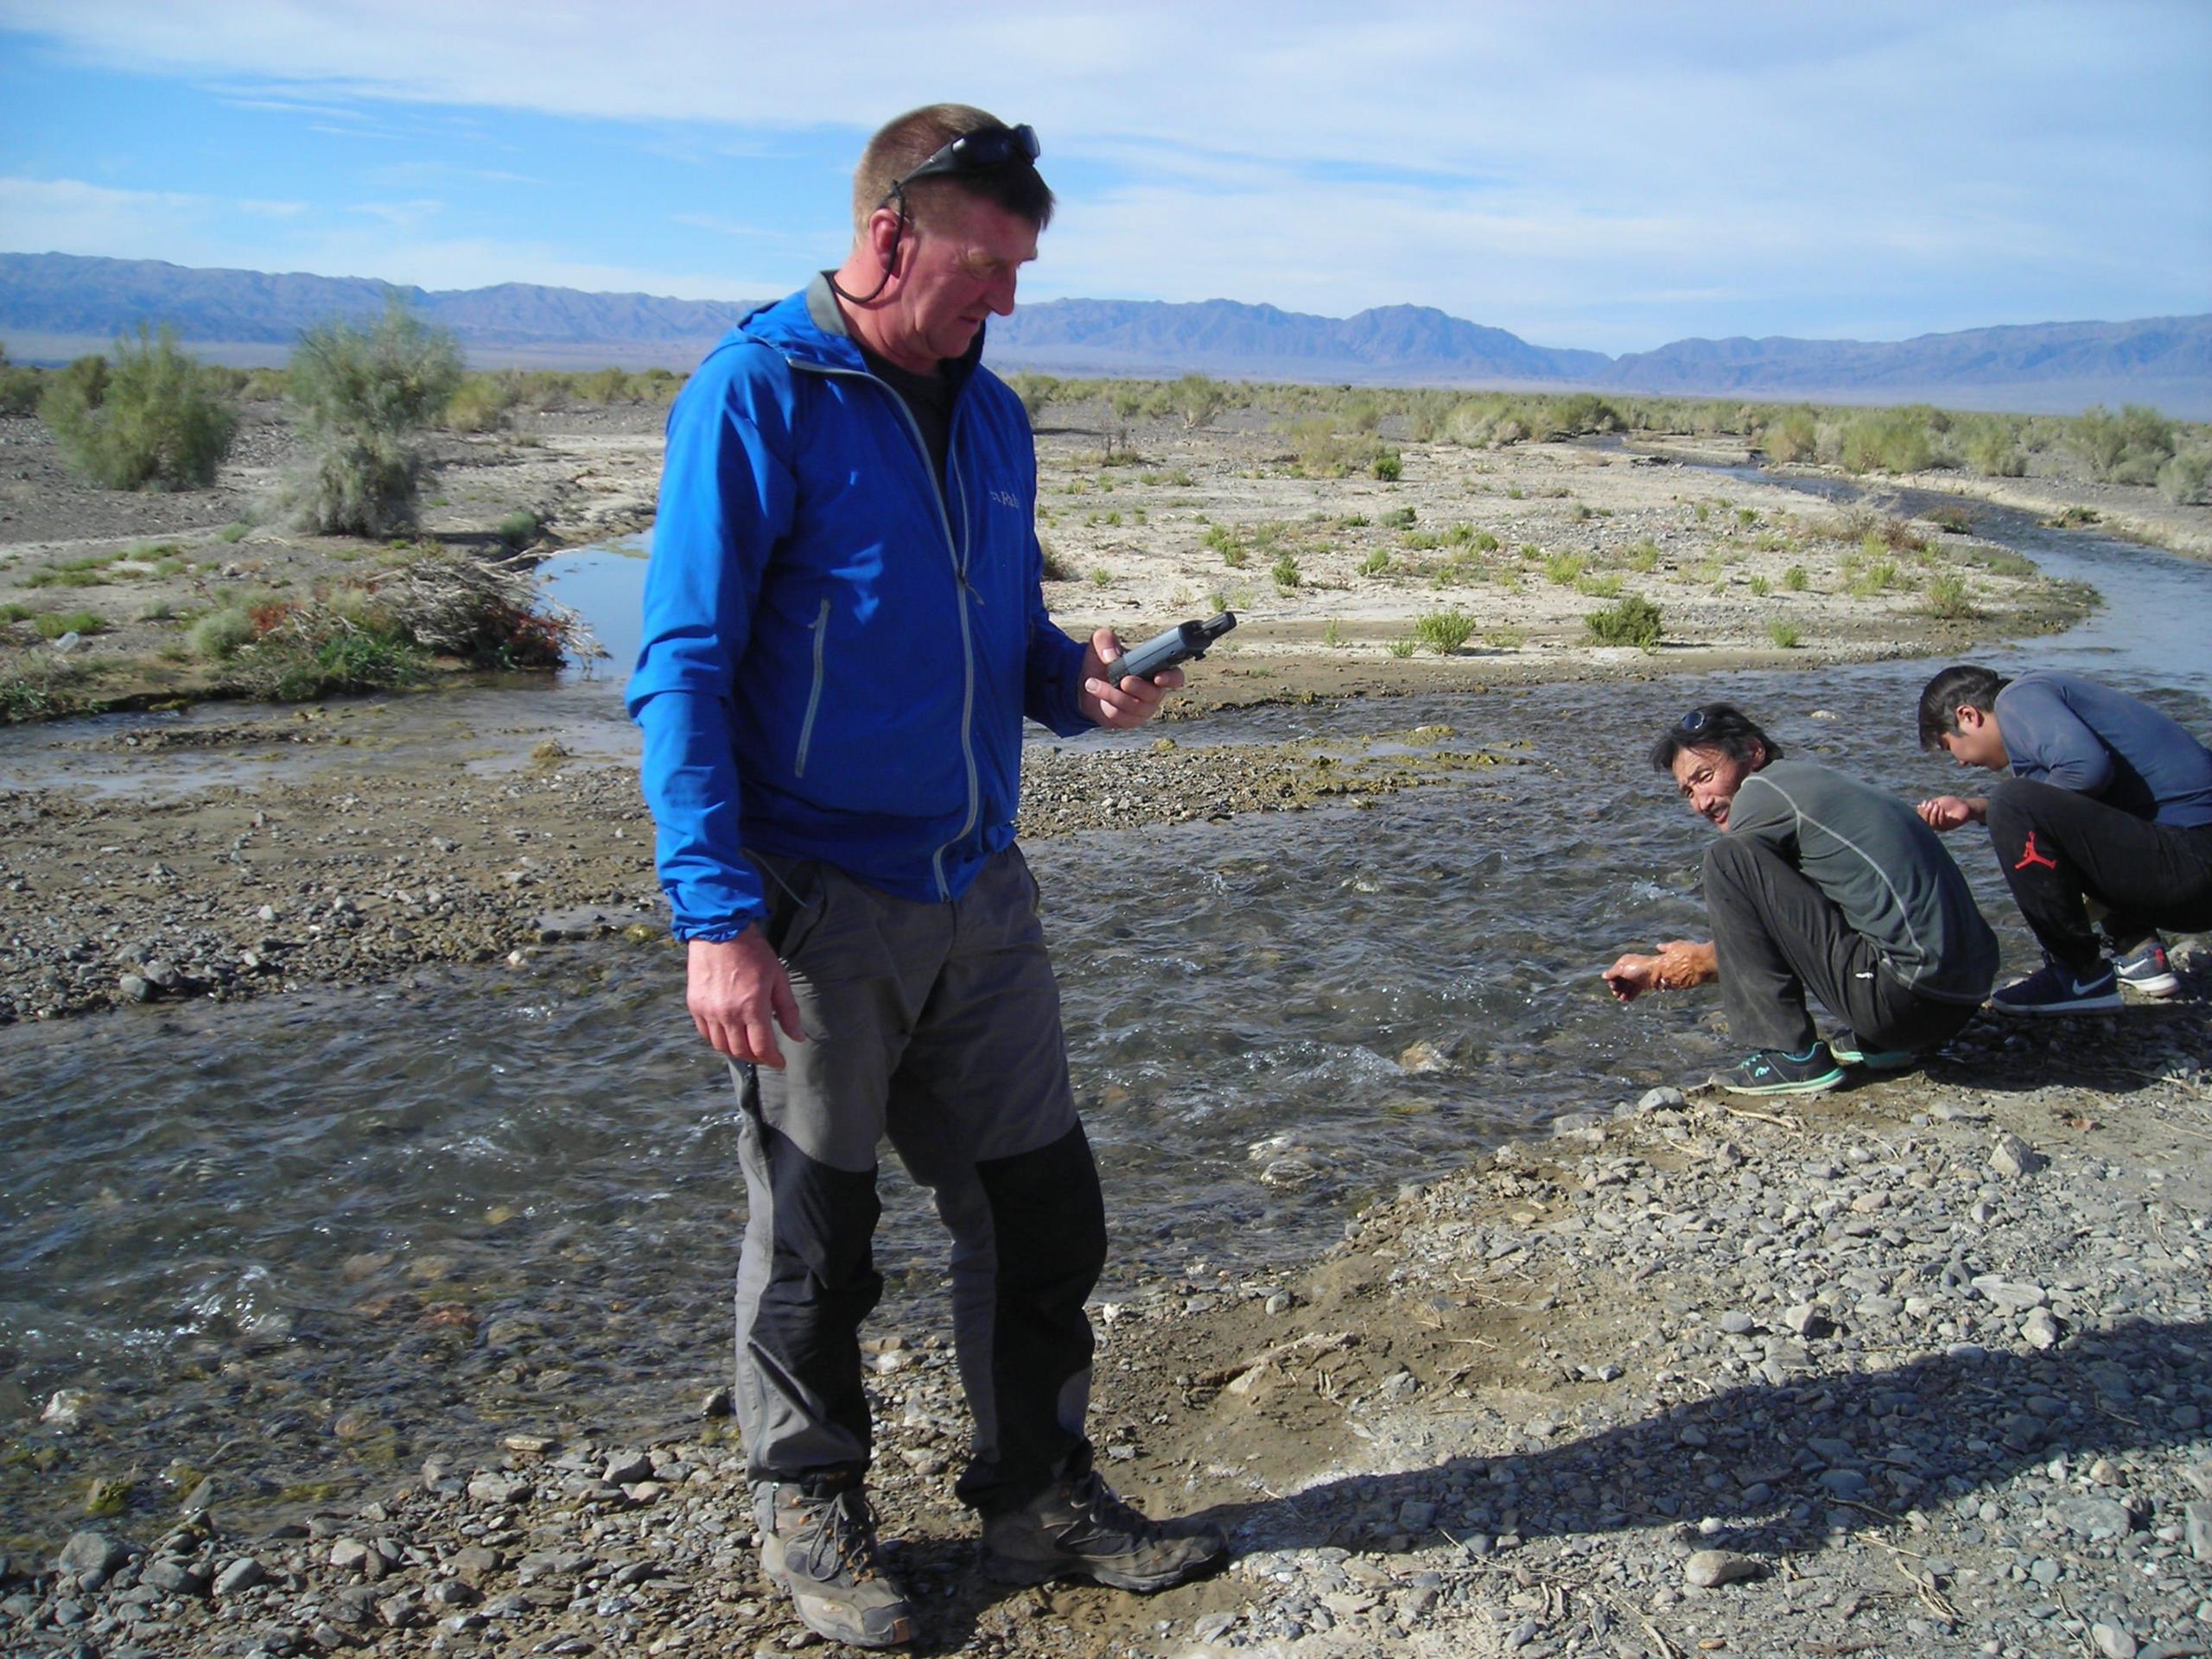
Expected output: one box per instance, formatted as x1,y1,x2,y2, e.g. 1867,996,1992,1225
792,597,830,777
786,359,982,899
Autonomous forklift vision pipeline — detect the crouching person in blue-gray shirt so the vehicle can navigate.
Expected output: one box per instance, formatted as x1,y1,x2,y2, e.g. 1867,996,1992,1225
1605,703,1998,1096
1916,664,2212,1014
628,104,1224,1651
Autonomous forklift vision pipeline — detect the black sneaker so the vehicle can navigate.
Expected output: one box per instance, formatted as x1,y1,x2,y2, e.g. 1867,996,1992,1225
1991,959,2122,1016
1827,1029,1919,1071
2113,937,2180,997
758,1481,915,1649
1711,1044,1844,1096
983,1470,1227,1592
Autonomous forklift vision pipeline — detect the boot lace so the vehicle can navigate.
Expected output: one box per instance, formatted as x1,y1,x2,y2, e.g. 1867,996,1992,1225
791,1487,887,1585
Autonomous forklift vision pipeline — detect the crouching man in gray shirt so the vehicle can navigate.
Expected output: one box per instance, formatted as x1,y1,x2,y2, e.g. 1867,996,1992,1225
1605,703,1998,1096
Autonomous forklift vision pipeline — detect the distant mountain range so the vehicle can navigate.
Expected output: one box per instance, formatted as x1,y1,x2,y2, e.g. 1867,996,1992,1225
3,251,2207,417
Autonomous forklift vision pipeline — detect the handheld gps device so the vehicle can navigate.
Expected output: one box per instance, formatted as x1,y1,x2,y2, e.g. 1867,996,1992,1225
1096,611,1237,688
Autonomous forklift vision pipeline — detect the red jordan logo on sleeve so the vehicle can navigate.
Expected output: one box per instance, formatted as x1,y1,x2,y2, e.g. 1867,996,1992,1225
2012,831,2059,872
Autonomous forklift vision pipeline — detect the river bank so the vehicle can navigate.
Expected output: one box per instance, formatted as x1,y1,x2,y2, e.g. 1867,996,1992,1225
3,403,2209,1658
6,1010,2208,1659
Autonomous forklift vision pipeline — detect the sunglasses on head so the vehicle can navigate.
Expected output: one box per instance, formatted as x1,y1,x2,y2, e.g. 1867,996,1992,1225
1676,709,1713,735
892,124,1040,195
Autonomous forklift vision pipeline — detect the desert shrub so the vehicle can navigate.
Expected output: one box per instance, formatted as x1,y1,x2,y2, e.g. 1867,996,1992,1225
288,299,464,536
1758,405,1820,463
1543,551,1586,586
40,326,237,490
1371,448,1402,482
1766,620,1802,649
188,607,257,659
1748,575,1770,597
1387,635,1417,658
497,509,544,550
1382,506,1417,529
1170,372,1226,431
0,343,41,415
1783,563,1808,591
1957,416,2026,476
1358,548,1391,577
445,373,518,433
1271,553,1302,590
1037,538,1071,582
1287,418,1382,478
1923,573,1977,618
2070,404,2175,484
1413,608,1474,655
1838,409,1936,475
1627,539,1660,572
2158,450,2211,505
1576,574,1623,598
1584,594,1663,648
1005,372,1058,426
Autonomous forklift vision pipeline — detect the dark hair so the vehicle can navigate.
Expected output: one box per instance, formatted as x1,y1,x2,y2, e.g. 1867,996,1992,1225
853,104,1055,233
1649,702,1781,774
1916,664,2009,751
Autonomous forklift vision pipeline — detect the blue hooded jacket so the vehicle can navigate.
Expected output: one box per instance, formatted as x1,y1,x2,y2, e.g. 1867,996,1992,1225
627,276,1092,940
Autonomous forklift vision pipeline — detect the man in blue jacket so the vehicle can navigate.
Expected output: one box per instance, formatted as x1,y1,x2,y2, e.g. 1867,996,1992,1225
628,105,1223,1649
1916,664,2212,1014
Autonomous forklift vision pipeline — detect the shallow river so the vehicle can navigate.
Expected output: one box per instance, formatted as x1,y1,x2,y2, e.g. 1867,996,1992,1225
2,479,2206,1539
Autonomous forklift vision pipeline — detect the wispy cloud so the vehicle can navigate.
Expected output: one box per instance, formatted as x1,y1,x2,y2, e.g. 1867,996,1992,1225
1,1,2204,346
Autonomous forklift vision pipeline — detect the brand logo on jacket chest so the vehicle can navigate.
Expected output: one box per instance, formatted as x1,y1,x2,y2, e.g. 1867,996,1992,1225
988,488,1022,511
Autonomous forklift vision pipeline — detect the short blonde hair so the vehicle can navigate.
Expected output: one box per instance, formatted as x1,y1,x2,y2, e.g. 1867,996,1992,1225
852,103,1053,235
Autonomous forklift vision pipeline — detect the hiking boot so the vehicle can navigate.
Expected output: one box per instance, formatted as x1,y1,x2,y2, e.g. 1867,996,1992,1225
983,1469,1227,1592
1991,959,2122,1016
757,1480,915,1649
2113,936,2180,997
1827,1029,1919,1071
1710,1043,1844,1096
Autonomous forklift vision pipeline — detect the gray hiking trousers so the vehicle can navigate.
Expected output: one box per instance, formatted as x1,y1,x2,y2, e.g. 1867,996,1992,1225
730,844,1106,1514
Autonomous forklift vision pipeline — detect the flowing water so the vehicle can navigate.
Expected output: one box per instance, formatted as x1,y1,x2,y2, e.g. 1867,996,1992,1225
2,477,2206,1538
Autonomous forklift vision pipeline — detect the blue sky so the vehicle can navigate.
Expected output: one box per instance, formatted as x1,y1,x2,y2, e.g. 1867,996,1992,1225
2,1,2207,353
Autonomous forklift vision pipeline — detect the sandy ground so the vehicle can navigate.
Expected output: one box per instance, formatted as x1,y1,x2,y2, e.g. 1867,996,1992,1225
3,396,2209,1658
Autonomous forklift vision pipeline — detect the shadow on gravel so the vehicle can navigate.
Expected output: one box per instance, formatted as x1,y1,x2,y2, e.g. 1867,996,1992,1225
1204,1317,2209,1564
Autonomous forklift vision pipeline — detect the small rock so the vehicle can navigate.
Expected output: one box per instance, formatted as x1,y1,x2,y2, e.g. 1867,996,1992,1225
1991,1133,2046,1178
1719,1311,1754,1335
55,1530,130,1586
1637,1087,1687,1113
2092,1623,2139,1659
2184,1500,2210,1564
1684,1549,1762,1587
603,1450,652,1486
2021,1308,2061,1349
213,1557,267,1598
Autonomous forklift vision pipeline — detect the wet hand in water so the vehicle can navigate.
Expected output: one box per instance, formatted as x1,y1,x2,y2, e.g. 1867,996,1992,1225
1916,795,1981,831
1605,940,1713,1001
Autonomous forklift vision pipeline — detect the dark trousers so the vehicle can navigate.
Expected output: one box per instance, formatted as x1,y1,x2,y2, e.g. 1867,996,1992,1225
1982,778,2212,975
731,847,1107,1516
1704,836,1980,1055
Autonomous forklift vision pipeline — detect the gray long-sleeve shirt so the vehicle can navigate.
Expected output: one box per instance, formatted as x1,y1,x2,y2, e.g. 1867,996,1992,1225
1996,671,2212,828
1728,760,1999,1004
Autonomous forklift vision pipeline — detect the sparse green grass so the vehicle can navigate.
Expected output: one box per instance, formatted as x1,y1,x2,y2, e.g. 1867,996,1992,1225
1574,574,1622,598
1627,540,1660,572
1272,553,1303,591
1748,575,1770,597
1783,564,1808,592
1322,620,1345,648
1543,552,1586,586
1584,594,1663,649
1413,607,1476,655
1387,635,1418,658
1382,506,1417,530
1766,620,1802,649
33,609,105,639
1923,573,1978,619
1484,626,1527,651
1358,548,1392,578
1088,566,1111,588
